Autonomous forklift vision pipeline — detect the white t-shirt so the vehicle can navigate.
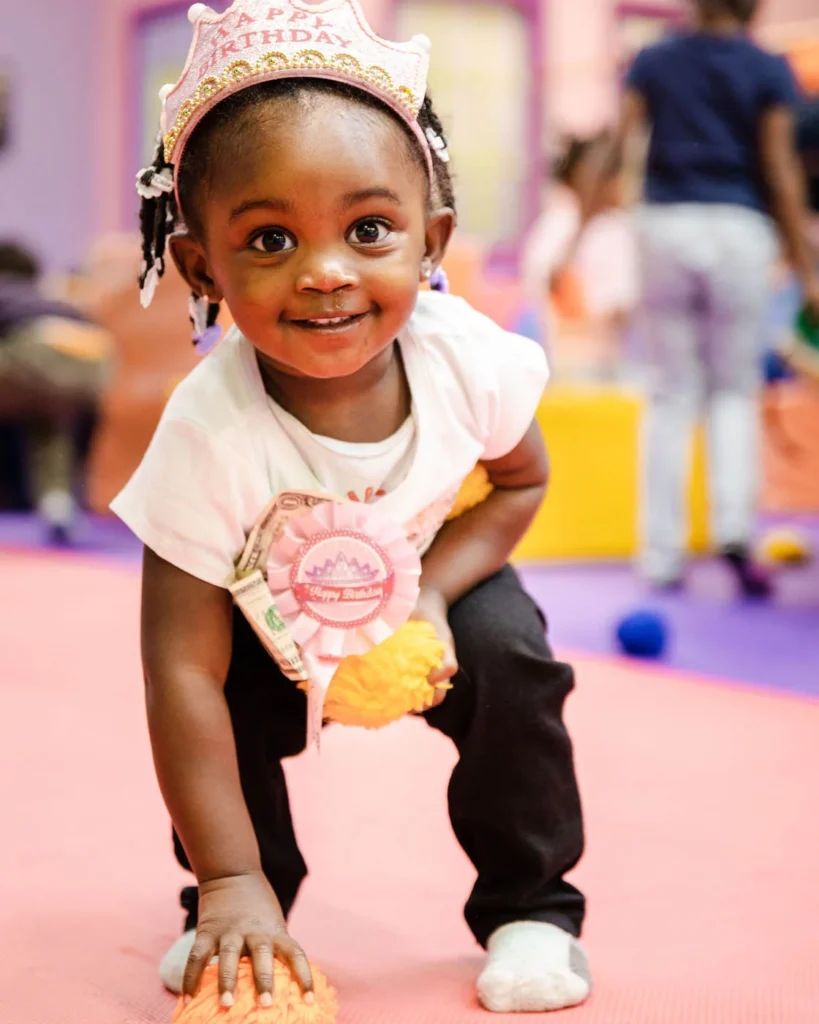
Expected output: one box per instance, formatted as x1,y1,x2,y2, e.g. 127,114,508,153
268,399,416,506
111,291,549,588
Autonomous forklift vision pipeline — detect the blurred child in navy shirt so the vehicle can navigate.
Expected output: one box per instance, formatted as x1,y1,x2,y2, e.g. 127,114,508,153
588,0,818,594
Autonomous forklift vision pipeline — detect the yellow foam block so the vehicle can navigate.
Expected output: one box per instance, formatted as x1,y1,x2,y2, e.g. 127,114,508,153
515,386,709,561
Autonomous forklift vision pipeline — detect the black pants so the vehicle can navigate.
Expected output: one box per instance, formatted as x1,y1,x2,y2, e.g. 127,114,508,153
174,565,586,947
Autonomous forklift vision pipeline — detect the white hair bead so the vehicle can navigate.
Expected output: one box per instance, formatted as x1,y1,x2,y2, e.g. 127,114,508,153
188,4,211,24
158,83,175,102
411,34,432,53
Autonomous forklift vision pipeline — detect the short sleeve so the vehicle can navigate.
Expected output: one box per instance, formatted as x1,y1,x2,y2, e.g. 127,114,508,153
624,47,654,95
435,296,549,461
761,54,800,109
481,333,548,460
110,417,248,587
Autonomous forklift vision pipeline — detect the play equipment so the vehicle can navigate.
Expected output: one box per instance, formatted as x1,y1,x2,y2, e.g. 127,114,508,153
515,387,710,561
757,525,813,566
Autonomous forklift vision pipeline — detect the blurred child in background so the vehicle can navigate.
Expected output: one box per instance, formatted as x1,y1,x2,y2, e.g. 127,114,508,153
521,133,639,381
586,0,819,594
0,242,111,541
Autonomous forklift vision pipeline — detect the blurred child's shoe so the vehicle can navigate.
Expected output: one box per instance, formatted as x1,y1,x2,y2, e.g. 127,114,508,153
720,543,773,599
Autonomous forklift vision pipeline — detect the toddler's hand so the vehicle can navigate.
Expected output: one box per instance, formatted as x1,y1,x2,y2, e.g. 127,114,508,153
183,870,313,1009
411,586,458,707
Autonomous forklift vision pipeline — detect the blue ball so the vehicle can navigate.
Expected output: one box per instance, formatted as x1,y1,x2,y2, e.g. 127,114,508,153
762,349,794,384
615,610,668,658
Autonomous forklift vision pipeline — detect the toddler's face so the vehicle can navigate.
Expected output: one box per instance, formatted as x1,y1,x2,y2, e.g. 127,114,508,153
174,92,448,380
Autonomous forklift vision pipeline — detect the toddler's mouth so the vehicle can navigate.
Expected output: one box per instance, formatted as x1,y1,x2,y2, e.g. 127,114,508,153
287,312,368,333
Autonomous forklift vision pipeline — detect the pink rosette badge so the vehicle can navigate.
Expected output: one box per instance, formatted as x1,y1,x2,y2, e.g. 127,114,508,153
266,501,422,689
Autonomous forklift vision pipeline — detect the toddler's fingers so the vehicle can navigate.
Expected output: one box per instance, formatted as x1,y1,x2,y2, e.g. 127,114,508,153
277,935,314,1002
428,661,457,685
246,935,275,1007
182,931,217,1001
428,638,458,685
217,932,244,1007
427,683,451,707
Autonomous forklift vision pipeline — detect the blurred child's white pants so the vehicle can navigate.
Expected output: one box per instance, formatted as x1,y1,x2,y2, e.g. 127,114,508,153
635,204,778,582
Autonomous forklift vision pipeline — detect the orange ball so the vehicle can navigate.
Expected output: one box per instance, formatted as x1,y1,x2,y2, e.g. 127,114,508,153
172,958,338,1024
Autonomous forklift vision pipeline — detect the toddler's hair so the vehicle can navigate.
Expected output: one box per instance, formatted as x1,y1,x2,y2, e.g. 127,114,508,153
696,0,759,24
551,131,613,186
138,79,456,330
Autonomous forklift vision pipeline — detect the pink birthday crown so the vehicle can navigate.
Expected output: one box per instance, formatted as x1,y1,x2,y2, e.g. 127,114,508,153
160,0,433,171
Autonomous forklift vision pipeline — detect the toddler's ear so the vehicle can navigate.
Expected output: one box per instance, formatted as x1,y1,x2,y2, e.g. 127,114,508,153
422,207,456,277
169,233,224,302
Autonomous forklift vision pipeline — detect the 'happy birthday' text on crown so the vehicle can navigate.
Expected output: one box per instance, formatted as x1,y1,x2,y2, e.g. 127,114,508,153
161,0,431,166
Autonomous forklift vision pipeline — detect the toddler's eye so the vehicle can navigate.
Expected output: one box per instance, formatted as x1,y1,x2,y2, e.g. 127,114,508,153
348,218,392,245
250,229,295,254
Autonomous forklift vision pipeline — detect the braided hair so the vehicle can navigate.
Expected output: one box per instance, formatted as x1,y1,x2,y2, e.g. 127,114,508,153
137,79,456,331
137,139,221,332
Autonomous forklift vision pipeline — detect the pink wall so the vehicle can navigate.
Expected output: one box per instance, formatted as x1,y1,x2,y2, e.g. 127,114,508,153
0,0,101,270
545,0,819,141
98,0,180,239
761,0,819,25
7,0,815,269
90,0,819,239
547,0,618,138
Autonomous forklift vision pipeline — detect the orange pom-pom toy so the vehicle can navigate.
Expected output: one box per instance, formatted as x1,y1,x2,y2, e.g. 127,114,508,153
172,959,337,1024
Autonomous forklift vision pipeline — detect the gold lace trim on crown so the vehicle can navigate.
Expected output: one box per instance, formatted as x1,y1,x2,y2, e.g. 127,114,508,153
164,50,421,163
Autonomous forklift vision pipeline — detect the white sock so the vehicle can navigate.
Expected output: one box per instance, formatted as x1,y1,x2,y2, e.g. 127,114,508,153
477,921,591,1013
159,928,196,994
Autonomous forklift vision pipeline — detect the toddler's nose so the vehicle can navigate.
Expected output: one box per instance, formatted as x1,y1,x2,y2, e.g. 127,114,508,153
296,253,358,294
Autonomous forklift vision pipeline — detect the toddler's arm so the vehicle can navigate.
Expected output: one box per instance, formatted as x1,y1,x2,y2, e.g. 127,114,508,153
141,548,254,881
409,422,547,690
420,420,547,606
141,548,313,1006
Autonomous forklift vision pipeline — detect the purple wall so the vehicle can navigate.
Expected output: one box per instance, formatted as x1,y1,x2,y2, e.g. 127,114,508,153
0,0,100,272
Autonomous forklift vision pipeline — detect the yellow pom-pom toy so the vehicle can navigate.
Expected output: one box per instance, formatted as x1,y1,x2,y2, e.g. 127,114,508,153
757,525,813,566
315,620,447,729
446,464,494,521
299,468,491,730
172,958,338,1024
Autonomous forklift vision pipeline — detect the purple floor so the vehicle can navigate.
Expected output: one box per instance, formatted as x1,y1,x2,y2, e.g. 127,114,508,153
0,511,143,563
521,554,819,698
3,512,818,699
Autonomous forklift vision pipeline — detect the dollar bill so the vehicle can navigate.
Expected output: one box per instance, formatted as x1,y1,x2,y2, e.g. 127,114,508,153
231,489,343,692
235,490,334,579
228,569,307,682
